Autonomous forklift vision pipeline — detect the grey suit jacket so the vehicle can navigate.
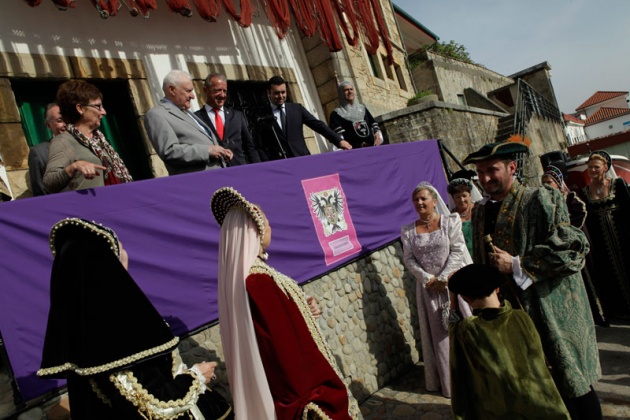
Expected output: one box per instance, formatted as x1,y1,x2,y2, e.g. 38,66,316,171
28,141,50,196
144,98,222,175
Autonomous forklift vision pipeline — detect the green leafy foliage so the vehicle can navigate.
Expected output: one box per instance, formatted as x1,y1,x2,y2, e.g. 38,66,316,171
407,90,435,106
423,40,474,64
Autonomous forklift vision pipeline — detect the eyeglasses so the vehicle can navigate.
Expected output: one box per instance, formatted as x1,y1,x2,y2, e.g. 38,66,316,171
83,103,104,111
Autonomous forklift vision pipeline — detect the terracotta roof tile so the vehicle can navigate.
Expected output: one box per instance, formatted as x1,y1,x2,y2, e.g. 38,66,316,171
584,107,630,126
576,91,628,111
563,113,584,124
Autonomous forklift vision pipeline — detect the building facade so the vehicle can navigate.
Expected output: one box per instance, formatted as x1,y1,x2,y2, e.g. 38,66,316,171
0,0,420,198
575,91,630,140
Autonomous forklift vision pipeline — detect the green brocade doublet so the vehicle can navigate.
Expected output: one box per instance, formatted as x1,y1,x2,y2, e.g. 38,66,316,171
471,181,601,398
450,302,570,419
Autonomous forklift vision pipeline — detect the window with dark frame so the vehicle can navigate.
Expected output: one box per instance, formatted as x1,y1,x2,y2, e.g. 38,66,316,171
11,78,153,181
368,54,383,80
394,63,407,91
382,55,394,80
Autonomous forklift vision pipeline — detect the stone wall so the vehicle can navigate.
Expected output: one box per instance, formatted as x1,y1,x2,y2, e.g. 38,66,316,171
508,63,559,110
411,51,512,105
376,100,507,165
177,241,421,404
376,100,566,184
300,0,416,121
520,114,568,184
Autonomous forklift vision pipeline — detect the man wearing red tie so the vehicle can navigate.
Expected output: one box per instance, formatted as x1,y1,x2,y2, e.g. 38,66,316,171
145,70,232,175
195,74,261,166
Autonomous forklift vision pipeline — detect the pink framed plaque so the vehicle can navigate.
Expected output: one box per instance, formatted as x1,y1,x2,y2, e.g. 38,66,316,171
302,173,361,265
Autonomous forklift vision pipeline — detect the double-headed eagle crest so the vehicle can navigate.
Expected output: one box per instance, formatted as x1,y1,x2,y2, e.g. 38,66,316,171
309,188,348,237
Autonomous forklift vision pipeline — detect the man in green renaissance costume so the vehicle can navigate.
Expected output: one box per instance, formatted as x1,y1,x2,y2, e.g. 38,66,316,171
464,142,602,419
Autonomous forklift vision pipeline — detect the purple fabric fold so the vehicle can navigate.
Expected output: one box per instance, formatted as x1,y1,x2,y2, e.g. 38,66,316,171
0,140,446,401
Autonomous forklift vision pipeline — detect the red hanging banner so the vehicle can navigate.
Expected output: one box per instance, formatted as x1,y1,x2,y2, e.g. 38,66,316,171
222,0,252,26
166,0,193,16
194,0,221,21
23,0,394,60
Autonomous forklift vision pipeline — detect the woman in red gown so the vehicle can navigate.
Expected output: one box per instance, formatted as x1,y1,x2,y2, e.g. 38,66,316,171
212,187,361,419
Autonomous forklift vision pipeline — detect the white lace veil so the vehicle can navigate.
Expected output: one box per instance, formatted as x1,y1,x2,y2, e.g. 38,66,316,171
217,210,276,419
416,182,473,266
415,181,452,217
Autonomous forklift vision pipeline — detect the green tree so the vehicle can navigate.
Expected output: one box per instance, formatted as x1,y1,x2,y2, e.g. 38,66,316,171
423,40,474,64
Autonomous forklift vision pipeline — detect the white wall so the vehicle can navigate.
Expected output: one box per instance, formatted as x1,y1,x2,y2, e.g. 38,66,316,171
1,1,333,152
565,122,587,145
585,114,630,139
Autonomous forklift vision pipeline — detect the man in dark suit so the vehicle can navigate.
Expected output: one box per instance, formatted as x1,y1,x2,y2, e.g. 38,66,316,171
28,103,66,196
255,76,351,161
195,73,260,166
144,70,233,175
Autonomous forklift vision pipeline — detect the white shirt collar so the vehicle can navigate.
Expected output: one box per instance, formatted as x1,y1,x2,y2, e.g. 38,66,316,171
205,104,223,113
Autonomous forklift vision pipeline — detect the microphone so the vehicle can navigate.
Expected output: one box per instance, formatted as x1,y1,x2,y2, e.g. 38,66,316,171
257,115,276,123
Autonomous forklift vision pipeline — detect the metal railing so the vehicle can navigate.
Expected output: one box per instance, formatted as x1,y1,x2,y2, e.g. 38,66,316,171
512,79,563,180
513,79,563,135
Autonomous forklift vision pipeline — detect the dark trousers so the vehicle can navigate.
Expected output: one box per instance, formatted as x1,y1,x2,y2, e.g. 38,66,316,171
564,387,602,420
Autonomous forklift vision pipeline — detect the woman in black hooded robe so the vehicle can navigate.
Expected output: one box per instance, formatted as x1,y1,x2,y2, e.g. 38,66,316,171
37,218,233,419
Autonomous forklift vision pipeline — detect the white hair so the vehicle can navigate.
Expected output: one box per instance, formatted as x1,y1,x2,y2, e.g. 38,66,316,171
162,70,192,94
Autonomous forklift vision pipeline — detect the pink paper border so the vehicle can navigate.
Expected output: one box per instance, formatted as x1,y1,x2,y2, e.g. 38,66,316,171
302,174,361,265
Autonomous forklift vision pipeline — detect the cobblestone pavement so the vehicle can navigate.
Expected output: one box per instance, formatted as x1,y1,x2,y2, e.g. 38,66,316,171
360,322,630,420
3,324,629,419
359,364,451,420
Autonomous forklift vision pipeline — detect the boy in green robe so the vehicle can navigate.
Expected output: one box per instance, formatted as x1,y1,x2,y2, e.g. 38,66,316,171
448,264,570,419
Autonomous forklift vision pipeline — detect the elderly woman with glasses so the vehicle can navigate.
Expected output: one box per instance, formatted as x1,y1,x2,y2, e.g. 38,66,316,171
43,80,132,193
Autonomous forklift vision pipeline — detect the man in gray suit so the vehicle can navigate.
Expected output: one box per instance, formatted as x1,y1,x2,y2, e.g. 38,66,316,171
144,70,233,175
28,103,66,196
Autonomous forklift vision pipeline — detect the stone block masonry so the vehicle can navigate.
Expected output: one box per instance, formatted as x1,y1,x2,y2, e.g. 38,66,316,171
177,241,422,404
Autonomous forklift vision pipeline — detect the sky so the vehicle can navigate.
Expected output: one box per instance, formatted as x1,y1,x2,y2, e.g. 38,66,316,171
392,0,630,114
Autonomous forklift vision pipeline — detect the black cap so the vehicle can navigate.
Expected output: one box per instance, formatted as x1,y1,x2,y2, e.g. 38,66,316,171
463,141,529,165
448,264,504,299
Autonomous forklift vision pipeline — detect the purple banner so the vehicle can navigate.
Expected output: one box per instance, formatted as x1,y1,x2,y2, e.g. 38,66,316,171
0,140,447,401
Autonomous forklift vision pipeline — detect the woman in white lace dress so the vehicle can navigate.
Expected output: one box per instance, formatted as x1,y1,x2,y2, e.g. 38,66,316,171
400,182,471,398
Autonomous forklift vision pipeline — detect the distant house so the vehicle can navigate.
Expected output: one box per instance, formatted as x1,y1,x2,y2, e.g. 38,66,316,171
575,91,630,140
563,113,587,145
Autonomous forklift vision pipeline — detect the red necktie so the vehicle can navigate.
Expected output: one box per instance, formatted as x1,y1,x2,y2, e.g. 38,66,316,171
213,108,224,140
